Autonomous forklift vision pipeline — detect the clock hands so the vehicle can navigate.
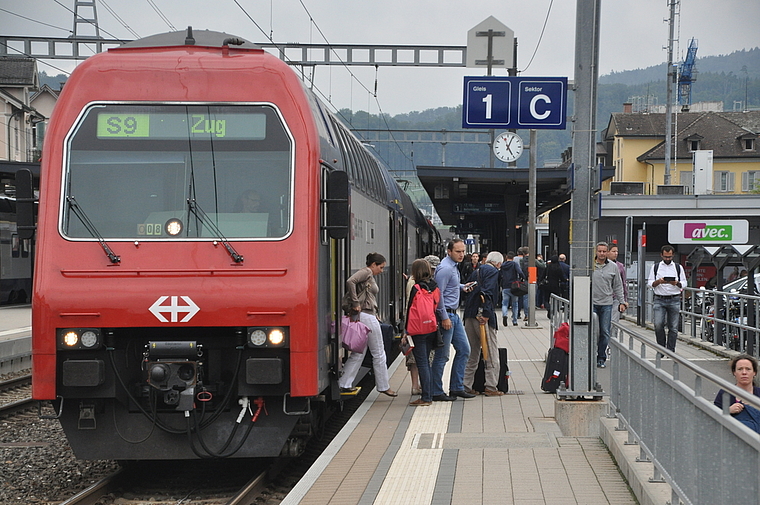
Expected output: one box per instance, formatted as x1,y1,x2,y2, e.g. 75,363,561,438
504,137,514,154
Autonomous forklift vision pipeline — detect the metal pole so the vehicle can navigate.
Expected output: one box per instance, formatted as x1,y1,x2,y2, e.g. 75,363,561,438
664,0,678,185
569,0,601,394
527,130,539,327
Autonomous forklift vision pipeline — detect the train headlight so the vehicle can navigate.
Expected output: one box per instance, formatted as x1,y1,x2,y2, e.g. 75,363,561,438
268,328,285,346
81,330,98,348
63,331,79,347
246,327,288,348
165,218,183,236
58,328,102,350
249,329,267,346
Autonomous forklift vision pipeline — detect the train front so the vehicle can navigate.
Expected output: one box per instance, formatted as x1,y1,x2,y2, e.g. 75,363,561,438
31,32,332,459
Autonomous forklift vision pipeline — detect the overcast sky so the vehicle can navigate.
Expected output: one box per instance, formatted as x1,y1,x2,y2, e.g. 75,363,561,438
1,0,758,115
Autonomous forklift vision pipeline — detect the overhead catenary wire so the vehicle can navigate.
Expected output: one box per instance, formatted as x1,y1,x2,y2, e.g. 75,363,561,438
99,0,141,38
51,0,129,41
520,0,554,74
146,0,176,31
0,7,72,34
294,0,413,165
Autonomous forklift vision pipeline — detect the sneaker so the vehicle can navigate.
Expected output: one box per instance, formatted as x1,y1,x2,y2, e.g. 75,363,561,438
409,398,432,406
411,388,421,395
513,321,518,326
483,388,504,396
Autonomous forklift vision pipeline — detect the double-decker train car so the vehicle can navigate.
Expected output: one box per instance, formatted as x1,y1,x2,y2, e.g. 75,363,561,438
21,29,439,460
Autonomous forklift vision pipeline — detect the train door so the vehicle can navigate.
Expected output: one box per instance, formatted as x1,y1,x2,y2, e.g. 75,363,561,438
388,209,406,328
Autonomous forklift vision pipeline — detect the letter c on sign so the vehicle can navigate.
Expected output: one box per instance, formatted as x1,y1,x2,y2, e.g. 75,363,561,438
530,94,551,120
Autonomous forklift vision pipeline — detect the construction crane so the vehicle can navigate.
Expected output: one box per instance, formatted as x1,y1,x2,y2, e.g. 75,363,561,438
678,38,698,112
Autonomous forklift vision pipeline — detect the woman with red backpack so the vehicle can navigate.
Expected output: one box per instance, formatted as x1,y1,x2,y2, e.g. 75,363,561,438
405,258,446,406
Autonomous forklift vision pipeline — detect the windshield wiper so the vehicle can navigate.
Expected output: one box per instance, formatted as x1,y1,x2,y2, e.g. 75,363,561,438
187,198,244,263
66,196,121,264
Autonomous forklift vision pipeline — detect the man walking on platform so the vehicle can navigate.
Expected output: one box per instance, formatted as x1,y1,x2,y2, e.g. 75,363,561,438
432,239,474,401
608,244,628,339
559,253,570,299
592,242,627,368
647,245,687,353
500,251,524,326
463,251,504,396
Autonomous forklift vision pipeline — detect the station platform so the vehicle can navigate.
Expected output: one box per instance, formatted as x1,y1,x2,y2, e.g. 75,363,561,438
284,310,650,505
0,305,32,374
0,304,31,341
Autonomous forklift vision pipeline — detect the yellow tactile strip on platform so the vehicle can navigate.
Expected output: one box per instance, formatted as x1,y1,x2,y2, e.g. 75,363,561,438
372,401,452,504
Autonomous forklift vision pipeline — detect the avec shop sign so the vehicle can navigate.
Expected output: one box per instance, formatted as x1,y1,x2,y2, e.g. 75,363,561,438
668,219,749,244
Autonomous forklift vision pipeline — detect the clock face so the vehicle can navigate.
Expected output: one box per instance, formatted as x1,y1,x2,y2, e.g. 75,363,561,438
493,132,523,163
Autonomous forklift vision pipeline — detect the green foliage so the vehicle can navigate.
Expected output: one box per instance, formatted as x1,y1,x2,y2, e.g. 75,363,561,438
38,70,68,90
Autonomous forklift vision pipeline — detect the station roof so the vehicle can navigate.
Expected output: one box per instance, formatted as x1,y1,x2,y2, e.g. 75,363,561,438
416,164,582,225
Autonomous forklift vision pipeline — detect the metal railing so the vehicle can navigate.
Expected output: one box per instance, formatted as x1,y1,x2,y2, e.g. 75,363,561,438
681,286,760,357
547,294,571,351
627,281,760,358
609,322,760,505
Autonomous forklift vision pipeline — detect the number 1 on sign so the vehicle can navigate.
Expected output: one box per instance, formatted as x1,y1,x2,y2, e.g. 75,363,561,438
482,94,492,120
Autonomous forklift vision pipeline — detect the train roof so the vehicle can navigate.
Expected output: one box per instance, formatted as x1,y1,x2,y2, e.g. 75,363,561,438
118,27,259,50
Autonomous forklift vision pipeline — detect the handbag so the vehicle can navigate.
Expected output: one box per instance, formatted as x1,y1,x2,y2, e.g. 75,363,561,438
340,315,370,353
510,279,528,297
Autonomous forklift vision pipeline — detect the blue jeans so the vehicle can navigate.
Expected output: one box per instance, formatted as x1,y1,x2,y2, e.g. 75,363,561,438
518,293,529,318
501,288,519,324
654,296,680,351
410,332,436,402
431,312,470,395
594,304,612,364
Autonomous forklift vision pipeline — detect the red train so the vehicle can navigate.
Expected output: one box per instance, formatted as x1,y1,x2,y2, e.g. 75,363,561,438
18,29,440,459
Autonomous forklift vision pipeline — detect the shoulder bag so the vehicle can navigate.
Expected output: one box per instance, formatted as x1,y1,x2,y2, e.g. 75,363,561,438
341,314,370,353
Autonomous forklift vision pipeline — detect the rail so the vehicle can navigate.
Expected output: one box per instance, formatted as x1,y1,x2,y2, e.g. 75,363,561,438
609,321,760,505
625,281,760,358
547,293,570,348
681,286,760,357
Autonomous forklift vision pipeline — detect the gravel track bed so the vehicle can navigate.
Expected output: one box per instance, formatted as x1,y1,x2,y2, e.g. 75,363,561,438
0,369,374,504
0,369,119,504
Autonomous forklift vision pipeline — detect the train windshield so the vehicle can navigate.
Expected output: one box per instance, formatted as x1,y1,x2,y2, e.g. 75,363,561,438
62,104,293,240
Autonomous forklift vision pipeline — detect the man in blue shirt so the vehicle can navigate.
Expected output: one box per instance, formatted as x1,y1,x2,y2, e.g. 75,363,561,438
432,239,474,400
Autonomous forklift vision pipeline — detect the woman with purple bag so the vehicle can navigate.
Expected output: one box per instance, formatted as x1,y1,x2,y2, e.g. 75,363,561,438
338,253,397,397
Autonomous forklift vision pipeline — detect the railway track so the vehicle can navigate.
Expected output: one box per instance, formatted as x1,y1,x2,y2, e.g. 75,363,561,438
0,372,34,417
58,464,268,505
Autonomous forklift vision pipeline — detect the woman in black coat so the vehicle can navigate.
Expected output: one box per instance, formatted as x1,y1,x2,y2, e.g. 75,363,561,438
542,256,567,317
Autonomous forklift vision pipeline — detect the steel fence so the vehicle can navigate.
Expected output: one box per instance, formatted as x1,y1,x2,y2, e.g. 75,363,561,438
609,322,760,505
626,281,760,358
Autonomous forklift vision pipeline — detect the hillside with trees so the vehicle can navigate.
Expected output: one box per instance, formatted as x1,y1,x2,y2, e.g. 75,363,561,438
38,47,759,174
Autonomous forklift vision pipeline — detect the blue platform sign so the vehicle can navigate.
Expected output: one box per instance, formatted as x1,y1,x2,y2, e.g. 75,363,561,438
462,76,568,129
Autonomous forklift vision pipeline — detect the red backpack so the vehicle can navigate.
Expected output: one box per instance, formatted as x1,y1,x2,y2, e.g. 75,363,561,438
406,284,440,336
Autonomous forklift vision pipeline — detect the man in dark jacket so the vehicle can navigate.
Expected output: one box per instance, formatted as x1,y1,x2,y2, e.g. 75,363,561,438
499,251,524,326
463,252,504,396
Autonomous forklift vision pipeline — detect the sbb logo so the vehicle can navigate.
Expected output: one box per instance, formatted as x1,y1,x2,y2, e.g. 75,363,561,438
683,223,732,241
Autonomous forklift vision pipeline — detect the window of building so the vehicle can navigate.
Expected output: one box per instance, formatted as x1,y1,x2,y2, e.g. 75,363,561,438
743,138,756,151
689,139,701,151
742,171,759,192
713,171,735,192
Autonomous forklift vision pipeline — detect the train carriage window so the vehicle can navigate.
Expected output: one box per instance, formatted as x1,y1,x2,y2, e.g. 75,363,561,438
345,134,366,193
62,104,293,240
330,120,354,185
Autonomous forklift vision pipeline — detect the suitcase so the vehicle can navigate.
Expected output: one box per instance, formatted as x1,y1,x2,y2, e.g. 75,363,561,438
363,322,396,368
472,347,509,393
541,347,568,393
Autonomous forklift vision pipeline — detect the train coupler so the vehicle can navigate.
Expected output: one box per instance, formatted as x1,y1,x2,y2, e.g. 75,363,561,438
78,401,97,430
